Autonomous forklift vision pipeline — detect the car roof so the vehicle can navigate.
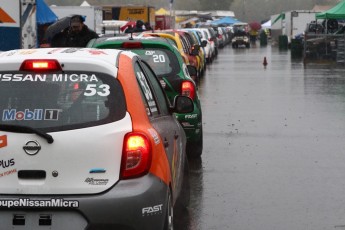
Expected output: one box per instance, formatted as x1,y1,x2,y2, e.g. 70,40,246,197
90,35,180,52
180,30,200,44
0,48,136,76
183,28,202,37
89,35,186,66
92,36,172,45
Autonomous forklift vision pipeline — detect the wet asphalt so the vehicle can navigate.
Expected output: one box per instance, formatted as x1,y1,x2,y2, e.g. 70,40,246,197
175,42,345,230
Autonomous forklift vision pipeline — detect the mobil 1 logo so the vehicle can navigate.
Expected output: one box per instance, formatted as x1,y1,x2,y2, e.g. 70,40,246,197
44,109,62,120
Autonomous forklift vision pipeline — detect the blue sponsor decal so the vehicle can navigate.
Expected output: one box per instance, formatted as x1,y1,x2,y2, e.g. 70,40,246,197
3,109,43,121
2,109,61,121
89,168,106,174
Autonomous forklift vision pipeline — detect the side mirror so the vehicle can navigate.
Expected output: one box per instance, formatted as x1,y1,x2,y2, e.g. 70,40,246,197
171,95,194,113
187,65,197,77
201,40,207,47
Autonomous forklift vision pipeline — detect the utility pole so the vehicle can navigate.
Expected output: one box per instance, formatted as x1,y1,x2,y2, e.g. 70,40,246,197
242,0,246,19
170,0,175,29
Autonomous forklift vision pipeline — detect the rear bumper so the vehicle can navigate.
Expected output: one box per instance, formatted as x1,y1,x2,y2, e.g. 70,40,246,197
178,114,202,142
233,39,249,45
176,112,202,142
0,174,168,230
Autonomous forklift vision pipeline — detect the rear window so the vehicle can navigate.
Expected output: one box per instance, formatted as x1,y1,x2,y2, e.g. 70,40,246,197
0,71,126,132
131,49,180,76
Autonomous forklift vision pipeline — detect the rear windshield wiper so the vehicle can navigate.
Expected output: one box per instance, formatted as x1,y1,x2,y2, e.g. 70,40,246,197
0,124,54,144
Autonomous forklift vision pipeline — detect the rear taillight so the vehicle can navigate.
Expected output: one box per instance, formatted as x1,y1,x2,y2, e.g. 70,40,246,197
121,42,143,49
120,132,152,179
218,34,223,39
181,81,196,100
20,59,62,72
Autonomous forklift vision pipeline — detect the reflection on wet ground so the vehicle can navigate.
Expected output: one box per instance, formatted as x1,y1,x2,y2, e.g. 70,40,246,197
177,43,345,230
174,157,203,230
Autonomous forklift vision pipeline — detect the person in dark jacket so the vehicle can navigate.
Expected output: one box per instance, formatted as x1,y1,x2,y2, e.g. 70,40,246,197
51,15,98,47
144,22,153,31
133,20,144,32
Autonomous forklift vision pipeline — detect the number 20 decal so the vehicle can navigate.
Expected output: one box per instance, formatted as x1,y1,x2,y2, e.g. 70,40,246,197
84,84,110,96
153,55,166,63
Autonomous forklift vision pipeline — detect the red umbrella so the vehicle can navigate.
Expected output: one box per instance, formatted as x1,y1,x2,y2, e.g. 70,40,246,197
120,21,136,32
249,21,262,31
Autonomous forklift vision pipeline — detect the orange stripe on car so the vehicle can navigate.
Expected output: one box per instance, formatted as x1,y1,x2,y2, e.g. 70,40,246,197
117,54,171,185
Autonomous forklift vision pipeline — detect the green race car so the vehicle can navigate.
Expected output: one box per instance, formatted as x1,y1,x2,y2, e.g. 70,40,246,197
87,36,203,158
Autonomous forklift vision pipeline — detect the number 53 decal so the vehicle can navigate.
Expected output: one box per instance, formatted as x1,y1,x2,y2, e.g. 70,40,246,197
84,84,110,96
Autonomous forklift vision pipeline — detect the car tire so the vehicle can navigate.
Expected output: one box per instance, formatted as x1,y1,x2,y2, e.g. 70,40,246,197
163,190,174,230
200,65,206,77
187,127,203,158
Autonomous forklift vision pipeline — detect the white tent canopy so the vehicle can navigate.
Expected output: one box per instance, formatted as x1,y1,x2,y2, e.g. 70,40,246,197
80,1,90,6
261,20,271,29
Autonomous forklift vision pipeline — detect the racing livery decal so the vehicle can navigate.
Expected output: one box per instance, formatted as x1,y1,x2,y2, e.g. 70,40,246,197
0,198,79,208
0,51,18,57
47,48,64,54
0,158,15,169
18,50,36,55
185,114,198,119
0,168,16,178
137,71,158,113
0,135,7,148
142,204,163,216
2,109,62,121
0,158,16,178
0,74,99,82
84,178,109,185
62,48,80,53
89,168,106,174
148,128,160,145
88,50,108,55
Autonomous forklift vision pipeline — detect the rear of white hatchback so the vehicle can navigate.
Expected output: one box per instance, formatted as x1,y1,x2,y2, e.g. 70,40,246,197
0,48,184,230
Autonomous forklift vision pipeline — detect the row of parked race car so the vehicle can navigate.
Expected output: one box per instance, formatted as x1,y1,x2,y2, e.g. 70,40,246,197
129,26,233,85
87,26,233,159
0,26,230,230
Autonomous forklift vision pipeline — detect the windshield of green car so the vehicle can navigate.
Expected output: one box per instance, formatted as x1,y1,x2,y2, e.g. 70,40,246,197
131,49,180,76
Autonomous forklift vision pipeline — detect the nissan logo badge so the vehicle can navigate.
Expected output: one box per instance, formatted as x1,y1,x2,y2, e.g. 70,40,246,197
23,141,41,155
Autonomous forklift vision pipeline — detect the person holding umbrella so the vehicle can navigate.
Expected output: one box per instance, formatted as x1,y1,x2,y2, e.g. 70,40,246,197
248,21,262,44
50,15,98,47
